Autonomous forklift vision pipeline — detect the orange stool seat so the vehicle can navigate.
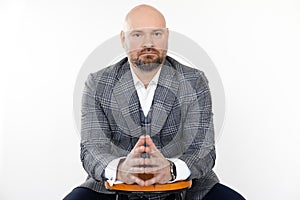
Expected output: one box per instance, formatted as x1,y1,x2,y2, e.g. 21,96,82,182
105,179,192,200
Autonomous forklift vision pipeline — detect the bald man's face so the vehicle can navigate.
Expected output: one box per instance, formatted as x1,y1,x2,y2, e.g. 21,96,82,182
122,27,168,71
121,7,169,72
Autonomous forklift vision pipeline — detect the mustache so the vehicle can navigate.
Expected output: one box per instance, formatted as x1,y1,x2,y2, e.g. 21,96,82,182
138,48,160,56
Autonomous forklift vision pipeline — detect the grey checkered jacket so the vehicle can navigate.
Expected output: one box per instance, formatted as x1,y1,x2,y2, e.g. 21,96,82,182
79,56,219,199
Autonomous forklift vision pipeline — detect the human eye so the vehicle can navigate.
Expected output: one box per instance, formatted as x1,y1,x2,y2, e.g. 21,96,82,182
133,33,141,37
153,31,163,38
130,31,143,38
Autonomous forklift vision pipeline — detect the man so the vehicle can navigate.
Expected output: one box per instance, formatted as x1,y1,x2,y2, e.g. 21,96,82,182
64,4,245,200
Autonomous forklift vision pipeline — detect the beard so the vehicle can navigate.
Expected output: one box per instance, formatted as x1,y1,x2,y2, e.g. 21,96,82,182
130,48,165,72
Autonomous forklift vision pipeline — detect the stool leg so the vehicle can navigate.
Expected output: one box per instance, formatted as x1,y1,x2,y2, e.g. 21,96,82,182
178,191,186,200
174,192,182,200
115,193,119,200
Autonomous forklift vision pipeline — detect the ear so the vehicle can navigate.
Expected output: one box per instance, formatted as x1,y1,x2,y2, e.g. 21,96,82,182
120,31,126,49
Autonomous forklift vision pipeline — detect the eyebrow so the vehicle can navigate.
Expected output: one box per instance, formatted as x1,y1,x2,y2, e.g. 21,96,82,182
150,28,165,31
130,30,143,33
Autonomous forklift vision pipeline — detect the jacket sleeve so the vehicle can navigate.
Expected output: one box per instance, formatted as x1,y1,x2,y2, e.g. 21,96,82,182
179,70,216,180
80,73,117,181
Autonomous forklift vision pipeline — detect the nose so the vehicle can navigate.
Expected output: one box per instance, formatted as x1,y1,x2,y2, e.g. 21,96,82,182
142,34,154,48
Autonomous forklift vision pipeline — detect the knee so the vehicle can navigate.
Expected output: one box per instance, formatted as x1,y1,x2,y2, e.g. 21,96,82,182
206,183,246,200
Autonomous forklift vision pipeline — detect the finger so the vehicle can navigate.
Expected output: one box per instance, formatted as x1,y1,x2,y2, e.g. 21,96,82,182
130,138,147,156
128,147,144,158
134,135,146,148
134,177,146,186
144,176,158,186
144,147,164,158
144,147,166,162
128,174,145,186
127,157,145,167
144,157,159,166
131,136,146,154
144,166,167,174
144,158,168,167
145,173,169,185
137,145,148,154
145,135,158,152
119,166,145,174
156,173,170,184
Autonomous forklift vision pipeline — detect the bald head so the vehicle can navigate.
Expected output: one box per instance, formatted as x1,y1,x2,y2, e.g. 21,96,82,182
123,4,166,31
121,5,169,74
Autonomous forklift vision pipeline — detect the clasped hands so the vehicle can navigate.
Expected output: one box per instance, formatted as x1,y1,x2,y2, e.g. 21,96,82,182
117,135,172,186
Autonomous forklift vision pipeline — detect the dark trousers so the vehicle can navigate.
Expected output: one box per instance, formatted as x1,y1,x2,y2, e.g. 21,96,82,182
63,183,245,200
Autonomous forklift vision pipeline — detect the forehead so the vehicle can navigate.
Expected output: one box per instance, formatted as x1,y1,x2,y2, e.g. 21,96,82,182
125,20,166,32
126,27,167,33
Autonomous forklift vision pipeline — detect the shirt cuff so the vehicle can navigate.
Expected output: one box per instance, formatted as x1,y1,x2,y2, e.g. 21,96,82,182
168,158,191,183
104,157,125,186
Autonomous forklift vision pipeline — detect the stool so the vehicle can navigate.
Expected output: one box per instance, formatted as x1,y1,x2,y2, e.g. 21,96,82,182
105,177,192,200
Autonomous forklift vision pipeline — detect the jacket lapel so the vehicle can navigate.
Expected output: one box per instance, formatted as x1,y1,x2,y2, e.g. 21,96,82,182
150,61,179,136
112,62,142,137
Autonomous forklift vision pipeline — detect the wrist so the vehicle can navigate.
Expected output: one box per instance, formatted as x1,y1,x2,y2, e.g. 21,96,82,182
116,159,125,180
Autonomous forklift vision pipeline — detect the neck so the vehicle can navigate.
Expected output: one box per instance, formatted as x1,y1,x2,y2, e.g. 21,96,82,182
130,64,161,88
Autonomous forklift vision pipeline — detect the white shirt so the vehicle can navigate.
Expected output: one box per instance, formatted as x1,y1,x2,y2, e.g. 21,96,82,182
105,66,191,186
131,66,161,116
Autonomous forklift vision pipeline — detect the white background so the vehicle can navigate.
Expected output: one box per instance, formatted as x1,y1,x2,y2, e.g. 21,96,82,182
1,0,300,199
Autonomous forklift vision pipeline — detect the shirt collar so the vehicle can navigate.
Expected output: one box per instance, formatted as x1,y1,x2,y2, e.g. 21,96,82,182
130,66,162,88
